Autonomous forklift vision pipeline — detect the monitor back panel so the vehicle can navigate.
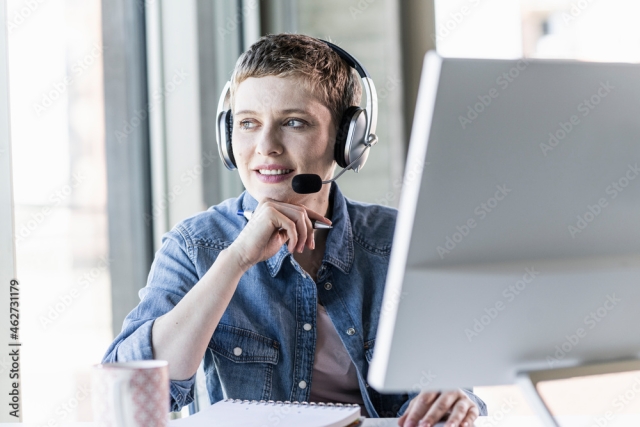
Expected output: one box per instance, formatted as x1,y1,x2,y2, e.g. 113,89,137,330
369,54,640,392
413,56,640,268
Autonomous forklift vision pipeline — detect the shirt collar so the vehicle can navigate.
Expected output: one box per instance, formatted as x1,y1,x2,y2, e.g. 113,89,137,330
321,183,354,274
240,191,259,213
239,183,354,278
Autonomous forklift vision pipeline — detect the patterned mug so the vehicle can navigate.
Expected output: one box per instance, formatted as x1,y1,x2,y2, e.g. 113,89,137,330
92,360,169,427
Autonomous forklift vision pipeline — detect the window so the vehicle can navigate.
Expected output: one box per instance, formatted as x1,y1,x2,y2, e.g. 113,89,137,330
435,0,640,62
8,0,109,422
522,0,640,62
434,0,522,59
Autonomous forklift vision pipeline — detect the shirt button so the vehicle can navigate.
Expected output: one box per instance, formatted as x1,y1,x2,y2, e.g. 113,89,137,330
324,282,332,290
298,380,307,389
346,328,356,336
303,323,312,331
233,347,243,356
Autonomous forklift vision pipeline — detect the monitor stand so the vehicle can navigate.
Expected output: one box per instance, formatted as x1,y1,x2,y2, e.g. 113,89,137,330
517,359,640,427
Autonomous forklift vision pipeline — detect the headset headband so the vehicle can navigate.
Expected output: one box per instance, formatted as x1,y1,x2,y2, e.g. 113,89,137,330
320,40,378,140
216,38,378,173
218,39,378,137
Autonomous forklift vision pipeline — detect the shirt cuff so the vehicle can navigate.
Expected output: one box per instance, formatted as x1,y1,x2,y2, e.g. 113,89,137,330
113,319,155,361
169,374,197,412
462,388,488,416
397,392,419,417
110,318,198,412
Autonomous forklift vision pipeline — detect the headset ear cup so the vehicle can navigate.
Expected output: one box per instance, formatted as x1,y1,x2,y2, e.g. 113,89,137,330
225,110,236,168
216,109,236,170
335,106,361,168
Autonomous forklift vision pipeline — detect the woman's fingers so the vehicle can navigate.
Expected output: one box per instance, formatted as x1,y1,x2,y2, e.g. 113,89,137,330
299,203,332,225
399,392,439,427
232,198,332,269
259,200,328,252
297,205,317,251
262,205,299,253
268,209,298,253
444,396,473,427
269,203,308,253
420,392,458,427
400,390,477,427
459,406,479,427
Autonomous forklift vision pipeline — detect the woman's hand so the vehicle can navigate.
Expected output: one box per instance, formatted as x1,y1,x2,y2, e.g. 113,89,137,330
398,389,480,427
226,198,331,271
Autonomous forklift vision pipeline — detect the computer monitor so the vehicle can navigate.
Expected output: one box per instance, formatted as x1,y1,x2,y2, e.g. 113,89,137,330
368,52,640,407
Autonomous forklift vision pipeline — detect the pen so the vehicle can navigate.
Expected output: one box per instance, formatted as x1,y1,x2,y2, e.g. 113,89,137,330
237,210,333,229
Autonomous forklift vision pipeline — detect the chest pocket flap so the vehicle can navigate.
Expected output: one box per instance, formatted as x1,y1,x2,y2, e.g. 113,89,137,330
210,324,279,365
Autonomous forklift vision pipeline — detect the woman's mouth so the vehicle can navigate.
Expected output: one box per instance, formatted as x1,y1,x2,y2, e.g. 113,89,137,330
254,169,295,183
258,169,293,175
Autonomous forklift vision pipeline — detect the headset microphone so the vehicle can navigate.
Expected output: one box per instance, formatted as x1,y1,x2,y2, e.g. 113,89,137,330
292,135,378,194
292,175,323,194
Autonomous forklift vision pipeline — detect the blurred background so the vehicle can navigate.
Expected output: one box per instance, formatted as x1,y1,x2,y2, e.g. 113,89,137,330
4,0,640,423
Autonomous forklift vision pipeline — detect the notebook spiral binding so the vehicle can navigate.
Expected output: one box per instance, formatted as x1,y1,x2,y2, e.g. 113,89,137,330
223,398,359,408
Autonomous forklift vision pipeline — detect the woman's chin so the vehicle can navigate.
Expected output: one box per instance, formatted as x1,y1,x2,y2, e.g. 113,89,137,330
247,186,299,203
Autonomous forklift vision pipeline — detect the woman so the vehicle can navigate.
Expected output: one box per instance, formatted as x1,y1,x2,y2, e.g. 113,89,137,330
103,34,486,426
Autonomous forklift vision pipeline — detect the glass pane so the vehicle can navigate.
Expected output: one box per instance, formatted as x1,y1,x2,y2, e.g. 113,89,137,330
522,0,640,61
435,0,640,62
434,0,523,58
7,0,109,423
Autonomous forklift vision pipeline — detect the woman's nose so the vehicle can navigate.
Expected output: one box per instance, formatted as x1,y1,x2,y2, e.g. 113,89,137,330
255,123,283,156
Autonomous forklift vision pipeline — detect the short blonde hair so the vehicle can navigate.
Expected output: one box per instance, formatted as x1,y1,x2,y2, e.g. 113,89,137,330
230,34,362,126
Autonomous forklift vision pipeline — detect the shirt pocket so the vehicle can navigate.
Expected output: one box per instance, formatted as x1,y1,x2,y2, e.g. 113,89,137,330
208,324,279,401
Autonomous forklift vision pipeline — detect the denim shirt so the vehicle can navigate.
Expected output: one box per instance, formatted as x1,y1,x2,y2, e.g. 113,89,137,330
102,183,487,418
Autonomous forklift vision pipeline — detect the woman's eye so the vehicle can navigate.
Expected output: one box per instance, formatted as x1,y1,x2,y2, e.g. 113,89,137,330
239,120,256,130
285,119,305,128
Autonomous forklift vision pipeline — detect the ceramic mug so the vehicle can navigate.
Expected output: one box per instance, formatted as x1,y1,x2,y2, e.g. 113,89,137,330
92,360,169,427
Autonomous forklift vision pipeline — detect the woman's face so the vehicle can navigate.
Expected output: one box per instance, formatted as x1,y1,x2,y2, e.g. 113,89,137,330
232,75,336,207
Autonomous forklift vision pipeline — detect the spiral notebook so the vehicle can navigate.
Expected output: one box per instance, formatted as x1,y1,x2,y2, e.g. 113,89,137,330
169,399,362,427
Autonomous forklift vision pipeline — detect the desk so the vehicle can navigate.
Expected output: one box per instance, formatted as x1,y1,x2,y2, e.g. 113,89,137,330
5,415,640,426
0,421,398,426
360,416,640,426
